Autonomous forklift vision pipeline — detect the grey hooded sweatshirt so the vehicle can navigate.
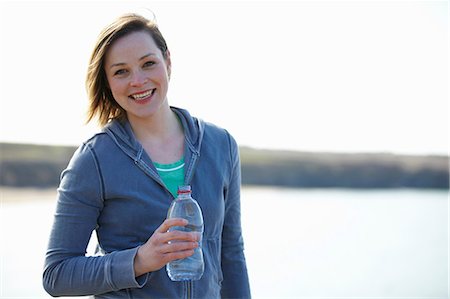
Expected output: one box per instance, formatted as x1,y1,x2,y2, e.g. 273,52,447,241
43,107,251,298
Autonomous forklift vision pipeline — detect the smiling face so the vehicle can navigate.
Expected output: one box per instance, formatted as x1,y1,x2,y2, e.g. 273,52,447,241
104,30,171,122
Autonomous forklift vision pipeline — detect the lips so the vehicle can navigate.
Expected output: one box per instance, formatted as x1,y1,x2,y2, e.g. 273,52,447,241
129,89,155,101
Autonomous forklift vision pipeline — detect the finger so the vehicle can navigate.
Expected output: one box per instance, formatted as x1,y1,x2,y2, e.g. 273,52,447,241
156,218,187,233
165,249,196,263
161,230,200,244
161,241,199,254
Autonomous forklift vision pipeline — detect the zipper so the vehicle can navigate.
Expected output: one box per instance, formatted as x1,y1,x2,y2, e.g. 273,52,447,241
184,151,200,186
184,144,199,299
134,158,176,201
186,280,192,299
134,147,200,201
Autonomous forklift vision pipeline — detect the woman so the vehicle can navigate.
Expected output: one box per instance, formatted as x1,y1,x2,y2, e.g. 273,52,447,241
43,13,251,298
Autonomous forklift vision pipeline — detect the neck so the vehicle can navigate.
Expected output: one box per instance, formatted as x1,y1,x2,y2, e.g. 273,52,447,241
129,107,180,142
128,106,185,164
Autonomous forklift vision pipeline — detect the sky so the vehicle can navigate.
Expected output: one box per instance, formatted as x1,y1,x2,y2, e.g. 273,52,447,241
0,0,448,156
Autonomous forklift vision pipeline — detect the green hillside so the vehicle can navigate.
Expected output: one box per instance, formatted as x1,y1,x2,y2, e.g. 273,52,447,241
0,142,448,189
240,147,448,189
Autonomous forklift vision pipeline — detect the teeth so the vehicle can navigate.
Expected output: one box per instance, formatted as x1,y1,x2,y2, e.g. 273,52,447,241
131,89,153,100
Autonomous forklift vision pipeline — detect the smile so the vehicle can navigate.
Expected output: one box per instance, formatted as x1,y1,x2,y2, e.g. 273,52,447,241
129,89,155,101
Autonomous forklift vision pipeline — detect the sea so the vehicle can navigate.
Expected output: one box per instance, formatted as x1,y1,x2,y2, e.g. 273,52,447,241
0,187,448,298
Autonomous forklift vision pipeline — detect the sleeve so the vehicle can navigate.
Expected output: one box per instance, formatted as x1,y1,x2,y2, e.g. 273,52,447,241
42,143,148,296
220,133,252,299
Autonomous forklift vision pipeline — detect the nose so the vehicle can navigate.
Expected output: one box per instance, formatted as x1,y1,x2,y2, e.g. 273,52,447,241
130,70,148,87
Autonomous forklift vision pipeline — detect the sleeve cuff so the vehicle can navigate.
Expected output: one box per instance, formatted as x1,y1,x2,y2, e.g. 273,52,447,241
110,247,149,289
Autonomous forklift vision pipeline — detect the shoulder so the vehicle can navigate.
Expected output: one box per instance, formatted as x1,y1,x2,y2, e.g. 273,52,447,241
202,120,237,148
82,132,115,152
82,121,129,156
200,120,239,164
203,120,226,137
68,133,108,165
68,130,119,169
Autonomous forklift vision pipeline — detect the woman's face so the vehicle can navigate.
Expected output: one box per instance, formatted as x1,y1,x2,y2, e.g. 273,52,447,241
104,30,171,122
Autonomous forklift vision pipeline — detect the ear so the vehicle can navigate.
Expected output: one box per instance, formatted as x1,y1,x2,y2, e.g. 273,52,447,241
165,50,172,79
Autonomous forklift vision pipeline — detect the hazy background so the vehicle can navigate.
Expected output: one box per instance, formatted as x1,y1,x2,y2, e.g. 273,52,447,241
0,1,448,298
0,0,448,155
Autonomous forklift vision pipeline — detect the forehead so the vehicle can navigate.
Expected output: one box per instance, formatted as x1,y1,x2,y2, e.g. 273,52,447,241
105,31,162,64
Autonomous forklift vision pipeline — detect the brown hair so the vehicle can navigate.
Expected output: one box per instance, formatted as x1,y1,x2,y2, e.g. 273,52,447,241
86,13,169,126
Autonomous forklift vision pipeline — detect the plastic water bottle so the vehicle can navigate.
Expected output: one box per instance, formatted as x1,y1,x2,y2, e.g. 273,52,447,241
166,185,204,281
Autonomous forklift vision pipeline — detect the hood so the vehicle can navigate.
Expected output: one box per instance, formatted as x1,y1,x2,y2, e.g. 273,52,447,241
102,107,205,162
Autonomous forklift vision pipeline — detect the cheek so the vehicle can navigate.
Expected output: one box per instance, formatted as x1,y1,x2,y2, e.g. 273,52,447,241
157,69,170,89
108,80,127,99
153,66,170,82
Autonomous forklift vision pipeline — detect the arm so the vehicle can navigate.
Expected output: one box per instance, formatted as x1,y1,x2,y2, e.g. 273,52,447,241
43,143,146,296
220,133,251,299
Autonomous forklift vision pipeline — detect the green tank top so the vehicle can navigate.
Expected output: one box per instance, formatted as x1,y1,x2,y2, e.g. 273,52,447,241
154,158,185,198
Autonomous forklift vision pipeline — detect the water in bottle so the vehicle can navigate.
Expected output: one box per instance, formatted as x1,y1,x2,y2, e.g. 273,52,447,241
166,185,204,281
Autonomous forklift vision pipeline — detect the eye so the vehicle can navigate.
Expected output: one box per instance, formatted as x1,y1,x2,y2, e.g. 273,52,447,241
143,61,156,68
114,69,128,76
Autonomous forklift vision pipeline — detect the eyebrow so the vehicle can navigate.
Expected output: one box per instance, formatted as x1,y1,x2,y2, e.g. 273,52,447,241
109,53,156,69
